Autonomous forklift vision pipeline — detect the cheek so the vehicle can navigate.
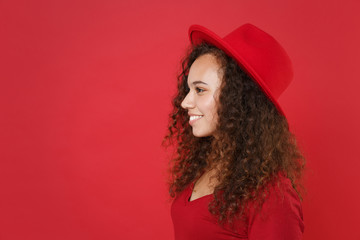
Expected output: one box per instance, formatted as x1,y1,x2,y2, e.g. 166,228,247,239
201,97,218,120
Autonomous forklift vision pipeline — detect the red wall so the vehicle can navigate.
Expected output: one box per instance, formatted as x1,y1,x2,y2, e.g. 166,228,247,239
1,0,359,239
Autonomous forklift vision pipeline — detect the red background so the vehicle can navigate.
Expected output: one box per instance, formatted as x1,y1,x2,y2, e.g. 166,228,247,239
1,0,359,239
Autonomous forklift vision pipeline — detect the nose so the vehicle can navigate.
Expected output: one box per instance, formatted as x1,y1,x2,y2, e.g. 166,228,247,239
181,92,194,110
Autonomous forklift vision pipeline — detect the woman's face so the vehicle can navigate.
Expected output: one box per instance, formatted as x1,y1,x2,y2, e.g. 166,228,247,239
181,54,222,137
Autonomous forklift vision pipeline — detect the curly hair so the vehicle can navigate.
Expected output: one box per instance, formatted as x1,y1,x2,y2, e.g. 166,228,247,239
162,42,306,228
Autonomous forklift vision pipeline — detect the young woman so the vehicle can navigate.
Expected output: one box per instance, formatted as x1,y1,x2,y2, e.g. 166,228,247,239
163,23,306,240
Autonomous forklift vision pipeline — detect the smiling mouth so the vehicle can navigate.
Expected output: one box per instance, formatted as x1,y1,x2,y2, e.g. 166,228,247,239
190,115,203,121
189,115,203,125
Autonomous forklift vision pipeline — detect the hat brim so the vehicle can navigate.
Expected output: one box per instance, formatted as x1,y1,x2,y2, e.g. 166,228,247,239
188,24,286,117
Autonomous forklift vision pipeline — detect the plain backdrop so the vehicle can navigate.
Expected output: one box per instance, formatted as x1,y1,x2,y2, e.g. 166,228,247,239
1,0,359,239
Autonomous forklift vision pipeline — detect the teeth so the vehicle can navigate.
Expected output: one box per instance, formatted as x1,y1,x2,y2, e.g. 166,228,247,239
190,115,203,121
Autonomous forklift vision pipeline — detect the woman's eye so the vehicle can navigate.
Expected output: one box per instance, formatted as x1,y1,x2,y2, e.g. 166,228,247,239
196,87,205,93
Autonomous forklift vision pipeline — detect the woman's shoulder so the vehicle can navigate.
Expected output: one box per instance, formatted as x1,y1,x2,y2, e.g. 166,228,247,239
246,174,305,239
261,173,302,213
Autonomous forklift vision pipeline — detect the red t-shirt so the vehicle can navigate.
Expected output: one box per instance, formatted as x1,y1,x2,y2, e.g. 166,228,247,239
171,176,304,239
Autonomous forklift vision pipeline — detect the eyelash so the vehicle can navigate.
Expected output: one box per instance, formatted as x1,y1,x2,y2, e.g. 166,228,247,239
195,87,204,93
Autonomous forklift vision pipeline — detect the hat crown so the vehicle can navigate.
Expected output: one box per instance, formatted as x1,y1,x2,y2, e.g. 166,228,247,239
223,24,293,100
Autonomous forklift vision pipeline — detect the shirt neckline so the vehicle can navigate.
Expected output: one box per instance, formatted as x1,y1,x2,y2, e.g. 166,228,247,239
185,181,214,205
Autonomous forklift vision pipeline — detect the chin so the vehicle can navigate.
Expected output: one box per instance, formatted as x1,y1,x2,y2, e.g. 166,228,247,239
192,130,213,138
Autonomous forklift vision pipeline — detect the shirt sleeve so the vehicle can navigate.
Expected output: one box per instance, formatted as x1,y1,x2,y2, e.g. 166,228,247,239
247,180,304,240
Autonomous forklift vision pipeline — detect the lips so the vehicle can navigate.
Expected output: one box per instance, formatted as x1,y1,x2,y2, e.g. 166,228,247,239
190,115,203,121
189,115,203,125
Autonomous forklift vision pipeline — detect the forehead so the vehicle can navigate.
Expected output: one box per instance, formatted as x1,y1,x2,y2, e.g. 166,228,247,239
187,54,222,87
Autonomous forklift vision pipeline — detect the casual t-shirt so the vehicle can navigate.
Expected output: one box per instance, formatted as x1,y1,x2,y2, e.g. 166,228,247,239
171,176,304,240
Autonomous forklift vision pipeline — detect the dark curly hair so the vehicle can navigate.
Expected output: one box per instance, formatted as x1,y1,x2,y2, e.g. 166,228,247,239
162,42,306,228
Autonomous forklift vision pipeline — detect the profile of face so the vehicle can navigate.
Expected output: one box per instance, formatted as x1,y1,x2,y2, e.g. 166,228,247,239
181,54,222,137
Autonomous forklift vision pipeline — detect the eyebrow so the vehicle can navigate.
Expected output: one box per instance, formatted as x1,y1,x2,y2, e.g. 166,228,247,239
189,80,208,86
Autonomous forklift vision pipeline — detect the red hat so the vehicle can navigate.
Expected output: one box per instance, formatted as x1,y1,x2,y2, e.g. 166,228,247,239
188,23,293,117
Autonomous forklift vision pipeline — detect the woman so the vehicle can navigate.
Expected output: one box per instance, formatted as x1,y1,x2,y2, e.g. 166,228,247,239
162,23,306,239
